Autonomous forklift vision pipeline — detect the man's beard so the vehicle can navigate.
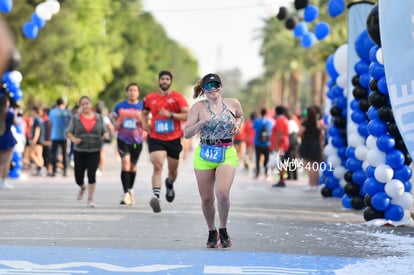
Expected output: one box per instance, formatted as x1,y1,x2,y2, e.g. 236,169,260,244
159,83,170,91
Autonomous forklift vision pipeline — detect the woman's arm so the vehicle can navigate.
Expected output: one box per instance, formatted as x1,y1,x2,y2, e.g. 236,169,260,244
184,102,205,139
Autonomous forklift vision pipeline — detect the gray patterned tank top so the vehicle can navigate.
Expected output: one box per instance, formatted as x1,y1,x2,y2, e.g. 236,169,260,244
199,100,236,143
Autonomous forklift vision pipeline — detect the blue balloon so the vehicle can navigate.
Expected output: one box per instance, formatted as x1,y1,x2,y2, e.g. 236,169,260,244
403,181,412,193
12,88,23,101
9,168,20,178
364,177,385,195
376,134,395,153
331,85,344,97
355,30,376,63
357,122,369,138
22,21,39,40
393,165,412,182
301,32,316,48
359,72,371,88
385,204,404,221
351,110,367,123
2,71,11,83
346,157,362,172
293,22,308,38
352,169,367,185
350,99,360,110
367,106,379,120
0,0,12,13
354,60,369,75
342,194,353,209
328,126,340,137
369,62,385,80
345,146,355,158
325,175,339,189
385,149,405,169
371,192,391,211
367,119,388,137
326,55,339,79
304,5,319,22
365,165,376,178
334,96,347,109
314,22,330,40
326,79,335,88
337,146,347,159
328,0,346,18
377,76,388,95
331,136,345,148
341,108,347,117
31,12,46,29
333,187,345,198
369,45,379,63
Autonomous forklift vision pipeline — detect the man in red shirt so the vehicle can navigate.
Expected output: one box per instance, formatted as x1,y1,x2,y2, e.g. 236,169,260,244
142,71,189,213
270,105,290,187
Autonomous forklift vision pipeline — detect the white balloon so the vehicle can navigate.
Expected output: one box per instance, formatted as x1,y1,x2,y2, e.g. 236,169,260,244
376,48,383,65
324,143,337,156
333,44,348,75
384,179,405,198
392,192,414,209
336,75,348,89
333,166,346,179
348,132,365,147
362,160,370,171
366,147,386,167
36,2,53,21
400,210,413,224
339,179,347,188
14,142,24,153
374,164,394,183
327,155,341,168
354,145,368,161
46,0,60,15
348,122,358,135
366,135,377,150
9,70,23,83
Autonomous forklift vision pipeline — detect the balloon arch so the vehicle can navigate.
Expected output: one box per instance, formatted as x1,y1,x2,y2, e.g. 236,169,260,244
276,0,413,226
0,0,63,179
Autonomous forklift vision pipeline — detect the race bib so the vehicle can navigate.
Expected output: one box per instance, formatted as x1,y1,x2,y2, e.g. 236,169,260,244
122,118,137,130
200,145,225,163
155,119,174,134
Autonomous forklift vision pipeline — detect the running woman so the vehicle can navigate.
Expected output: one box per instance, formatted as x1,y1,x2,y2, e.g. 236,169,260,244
111,83,144,205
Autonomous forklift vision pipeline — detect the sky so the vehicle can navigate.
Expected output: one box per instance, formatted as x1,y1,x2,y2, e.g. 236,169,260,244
141,0,293,82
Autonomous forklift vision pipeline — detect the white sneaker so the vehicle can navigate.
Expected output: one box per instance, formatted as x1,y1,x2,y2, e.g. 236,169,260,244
0,181,13,190
120,192,132,205
303,185,318,192
129,190,135,205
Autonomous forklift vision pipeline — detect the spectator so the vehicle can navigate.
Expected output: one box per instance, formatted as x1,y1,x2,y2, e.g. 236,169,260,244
252,108,273,179
298,106,325,191
49,98,72,177
270,105,290,187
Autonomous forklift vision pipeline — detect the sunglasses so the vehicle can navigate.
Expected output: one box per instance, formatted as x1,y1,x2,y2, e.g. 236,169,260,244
204,82,221,91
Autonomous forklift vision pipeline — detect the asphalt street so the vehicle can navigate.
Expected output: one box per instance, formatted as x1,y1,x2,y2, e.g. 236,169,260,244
0,143,413,274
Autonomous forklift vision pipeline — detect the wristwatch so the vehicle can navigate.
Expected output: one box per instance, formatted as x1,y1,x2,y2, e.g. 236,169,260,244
170,112,174,119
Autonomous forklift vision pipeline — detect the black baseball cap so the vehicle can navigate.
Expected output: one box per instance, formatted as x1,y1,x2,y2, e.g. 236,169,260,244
201,73,222,87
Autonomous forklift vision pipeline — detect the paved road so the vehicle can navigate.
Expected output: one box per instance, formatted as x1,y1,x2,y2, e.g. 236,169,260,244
0,144,413,274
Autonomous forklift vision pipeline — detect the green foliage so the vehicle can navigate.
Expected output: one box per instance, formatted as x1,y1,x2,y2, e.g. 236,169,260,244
4,0,198,109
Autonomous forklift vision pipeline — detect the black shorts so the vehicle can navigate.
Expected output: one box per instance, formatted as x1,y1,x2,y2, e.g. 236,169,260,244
147,137,182,160
117,139,143,164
